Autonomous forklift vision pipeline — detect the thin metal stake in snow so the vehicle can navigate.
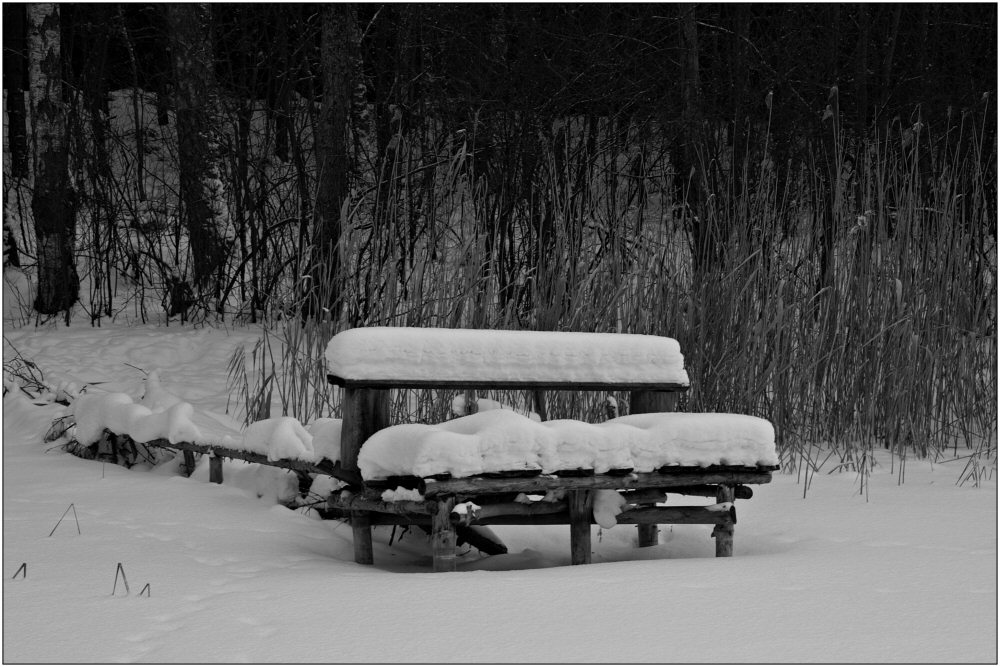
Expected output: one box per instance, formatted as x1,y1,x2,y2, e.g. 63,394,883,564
112,563,130,596
138,583,150,598
12,563,26,580
47,503,81,537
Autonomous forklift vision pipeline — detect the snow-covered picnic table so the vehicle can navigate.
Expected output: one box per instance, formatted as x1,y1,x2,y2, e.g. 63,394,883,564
326,327,778,571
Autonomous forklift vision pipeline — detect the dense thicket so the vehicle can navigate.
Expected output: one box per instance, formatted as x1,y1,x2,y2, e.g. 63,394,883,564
3,4,996,474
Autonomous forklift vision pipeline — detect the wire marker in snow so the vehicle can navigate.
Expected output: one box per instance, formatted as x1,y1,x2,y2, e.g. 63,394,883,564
138,583,150,598
47,503,81,537
112,563,130,596
12,563,26,580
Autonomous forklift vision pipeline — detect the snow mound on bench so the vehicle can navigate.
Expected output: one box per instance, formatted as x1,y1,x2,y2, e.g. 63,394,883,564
74,392,205,446
72,389,342,464
358,410,778,480
326,327,689,385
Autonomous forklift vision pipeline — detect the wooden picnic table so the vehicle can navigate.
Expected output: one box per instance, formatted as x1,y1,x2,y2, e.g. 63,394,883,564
326,327,777,571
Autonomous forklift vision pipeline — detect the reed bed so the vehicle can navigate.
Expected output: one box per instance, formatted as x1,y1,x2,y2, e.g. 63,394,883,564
226,108,995,487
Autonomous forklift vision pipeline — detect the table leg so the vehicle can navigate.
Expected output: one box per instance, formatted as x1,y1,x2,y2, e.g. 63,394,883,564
714,484,735,557
568,490,593,565
432,497,457,572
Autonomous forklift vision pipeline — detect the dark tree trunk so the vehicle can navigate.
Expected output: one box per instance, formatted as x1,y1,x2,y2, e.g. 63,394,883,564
27,3,79,316
307,4,357,318
165,3,227,296
675,5,715,276
4,4,30,178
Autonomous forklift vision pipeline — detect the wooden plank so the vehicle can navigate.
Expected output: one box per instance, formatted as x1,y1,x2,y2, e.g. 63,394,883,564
470,501,567,520
714,485,736,557
624,485,753,502
432,497,457,572
622,505,735,526
327,504,735,528
470,505,735,526
421,469,773,497
328,494,437,516
568,490,593,565
328,374,689,393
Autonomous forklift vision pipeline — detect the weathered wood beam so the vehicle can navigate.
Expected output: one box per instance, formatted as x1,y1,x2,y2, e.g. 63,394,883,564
326,504,736,529
468,500,567,520
623,485,753,503
328,494,437,516
143,438,362,486
420,470,773,497
455,504,735,527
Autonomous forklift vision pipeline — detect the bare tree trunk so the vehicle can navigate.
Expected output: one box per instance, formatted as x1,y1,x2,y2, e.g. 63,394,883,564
27,3,79,316
675,5,713,276
307,4,357,318
4,4,29,178
165,3,227,297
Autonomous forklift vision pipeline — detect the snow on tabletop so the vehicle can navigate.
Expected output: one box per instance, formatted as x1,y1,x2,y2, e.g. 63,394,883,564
358,410,778,480
326,327,689,385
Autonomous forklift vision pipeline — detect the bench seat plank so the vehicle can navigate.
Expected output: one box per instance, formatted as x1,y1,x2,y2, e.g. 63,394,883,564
417,468,774,497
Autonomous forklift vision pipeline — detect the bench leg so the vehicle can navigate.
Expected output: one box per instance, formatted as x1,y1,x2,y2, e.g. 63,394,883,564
182,450,196,477
351,511,374,565
637,521,659,547
714,485,735,557
568,490,593,565
209,455,223,484
432,497,457,572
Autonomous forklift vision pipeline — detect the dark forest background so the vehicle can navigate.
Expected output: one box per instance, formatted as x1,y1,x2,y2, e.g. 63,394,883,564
3,3,997,472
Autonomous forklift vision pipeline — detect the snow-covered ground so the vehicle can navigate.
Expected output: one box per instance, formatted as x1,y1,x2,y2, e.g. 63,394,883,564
3,318,997,663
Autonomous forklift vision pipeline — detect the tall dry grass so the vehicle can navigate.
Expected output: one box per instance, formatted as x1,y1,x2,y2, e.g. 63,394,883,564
225,107,995,486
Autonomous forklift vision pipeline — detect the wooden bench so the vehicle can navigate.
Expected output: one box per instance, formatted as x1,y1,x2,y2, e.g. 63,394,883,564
326,327,778,571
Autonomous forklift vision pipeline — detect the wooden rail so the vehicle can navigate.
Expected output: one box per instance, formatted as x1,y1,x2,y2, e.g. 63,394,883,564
129,436,363,487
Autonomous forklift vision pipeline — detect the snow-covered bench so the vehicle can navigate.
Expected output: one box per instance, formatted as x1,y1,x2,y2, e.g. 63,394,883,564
327,327,778,571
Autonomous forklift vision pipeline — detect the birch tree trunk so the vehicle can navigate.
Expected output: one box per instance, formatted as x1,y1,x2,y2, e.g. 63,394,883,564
164,3,227,297
27,3,79,316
